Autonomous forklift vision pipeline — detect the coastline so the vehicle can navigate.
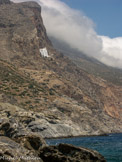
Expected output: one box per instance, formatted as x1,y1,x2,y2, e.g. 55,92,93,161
44,132,122,140
44,133,108,140
46,133,122,162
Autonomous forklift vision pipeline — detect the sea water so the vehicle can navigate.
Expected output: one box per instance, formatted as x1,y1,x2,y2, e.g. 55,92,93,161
46,133,122,162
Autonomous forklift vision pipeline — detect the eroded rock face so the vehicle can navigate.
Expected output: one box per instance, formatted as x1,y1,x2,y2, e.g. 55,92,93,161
0,135,106,162
0,136,42,162
0,102,121,140
14,134,46,152
0,108,106,162
40,143,106,162
0,122,16,137
0,102,107,161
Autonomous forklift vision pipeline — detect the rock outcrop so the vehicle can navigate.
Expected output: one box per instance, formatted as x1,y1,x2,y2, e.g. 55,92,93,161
0,101,122,139
0,136,42,162
0,135,106,162
0,104,106,161
40,143,106,162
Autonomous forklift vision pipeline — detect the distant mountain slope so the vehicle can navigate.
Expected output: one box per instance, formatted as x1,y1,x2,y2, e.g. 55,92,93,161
0,0,122,138
50,37,122,86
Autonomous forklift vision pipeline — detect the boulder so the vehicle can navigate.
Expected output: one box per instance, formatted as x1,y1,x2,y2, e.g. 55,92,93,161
0,136,43,162
14,134,46,152
39,143,106,162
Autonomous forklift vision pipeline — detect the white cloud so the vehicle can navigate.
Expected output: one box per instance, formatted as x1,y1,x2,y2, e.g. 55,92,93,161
99,36,122,68
36,0,103,58
12,0,122,68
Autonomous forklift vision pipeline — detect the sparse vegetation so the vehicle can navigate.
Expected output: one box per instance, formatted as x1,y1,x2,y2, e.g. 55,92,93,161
0,60,53,110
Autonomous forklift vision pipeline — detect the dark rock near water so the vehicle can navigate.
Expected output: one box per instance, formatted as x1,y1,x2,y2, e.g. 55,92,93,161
0,135,106,162
39,143,106,162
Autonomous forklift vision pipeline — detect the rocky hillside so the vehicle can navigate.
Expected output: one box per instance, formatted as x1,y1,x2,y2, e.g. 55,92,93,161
51,37,122,86
0,0,122,141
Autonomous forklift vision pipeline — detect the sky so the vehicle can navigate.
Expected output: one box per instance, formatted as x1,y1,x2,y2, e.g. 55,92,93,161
61,0,122,38
12,0,122,69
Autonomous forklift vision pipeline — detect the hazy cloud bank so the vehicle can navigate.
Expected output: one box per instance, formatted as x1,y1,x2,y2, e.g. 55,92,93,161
13,0,122,68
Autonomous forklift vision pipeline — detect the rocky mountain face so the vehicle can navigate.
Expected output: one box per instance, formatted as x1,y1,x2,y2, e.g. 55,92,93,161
0,0,122,141
0,0,52,67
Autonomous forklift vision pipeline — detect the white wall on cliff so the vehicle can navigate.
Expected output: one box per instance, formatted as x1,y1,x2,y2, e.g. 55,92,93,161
40,47,49,57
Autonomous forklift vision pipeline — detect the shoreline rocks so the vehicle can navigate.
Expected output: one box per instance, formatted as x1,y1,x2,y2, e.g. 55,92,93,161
0,136,42,162
40,143,106,162
0,105,106,161
0,135,106,162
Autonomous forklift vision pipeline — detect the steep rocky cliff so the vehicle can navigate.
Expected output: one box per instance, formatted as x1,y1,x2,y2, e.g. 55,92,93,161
0,0,52,66
0,0,122,140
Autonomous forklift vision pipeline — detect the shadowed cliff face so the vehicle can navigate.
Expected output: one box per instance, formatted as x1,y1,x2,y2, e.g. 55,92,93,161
0,0,52,66
0,0,122,138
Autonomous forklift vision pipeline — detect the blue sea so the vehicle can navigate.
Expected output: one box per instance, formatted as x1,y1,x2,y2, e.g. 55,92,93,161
46,133,122,162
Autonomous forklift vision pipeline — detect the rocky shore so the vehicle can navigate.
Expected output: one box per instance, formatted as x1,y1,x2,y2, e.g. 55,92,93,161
0,102,106,161
0,121,106,162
